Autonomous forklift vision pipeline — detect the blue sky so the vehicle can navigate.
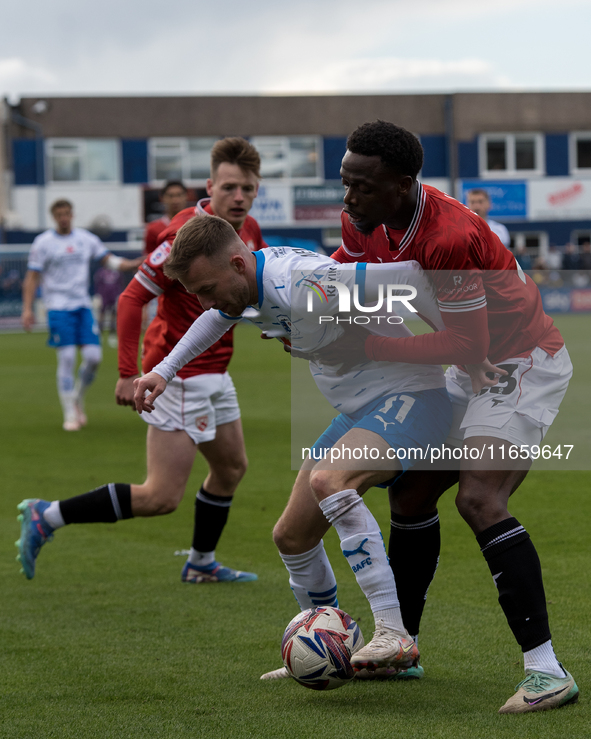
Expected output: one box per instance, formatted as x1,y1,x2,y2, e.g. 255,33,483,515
1,0,590,99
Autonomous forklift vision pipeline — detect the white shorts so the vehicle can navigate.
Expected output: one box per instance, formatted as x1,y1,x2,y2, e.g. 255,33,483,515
143,372,241,444
445,345,572,449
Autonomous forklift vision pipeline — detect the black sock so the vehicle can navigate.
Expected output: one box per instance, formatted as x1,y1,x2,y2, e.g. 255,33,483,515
389,510,440,637
59,483,133,524
192,486,233,554
477,517,551,652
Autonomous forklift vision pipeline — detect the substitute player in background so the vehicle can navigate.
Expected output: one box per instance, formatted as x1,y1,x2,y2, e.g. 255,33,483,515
330,120,577,713
466,188,511,249
144,180,189,255
16,139,266,585
21,199,141,431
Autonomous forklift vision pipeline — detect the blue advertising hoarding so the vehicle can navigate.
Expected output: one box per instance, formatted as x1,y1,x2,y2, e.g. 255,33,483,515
461,180,527,219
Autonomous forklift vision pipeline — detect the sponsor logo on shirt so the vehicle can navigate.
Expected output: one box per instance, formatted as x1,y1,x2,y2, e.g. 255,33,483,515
149,243,171,267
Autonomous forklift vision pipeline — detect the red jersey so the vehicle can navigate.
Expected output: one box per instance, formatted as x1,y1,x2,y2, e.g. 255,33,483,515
144,216,170,255
333,183,563,366
118,199,266,379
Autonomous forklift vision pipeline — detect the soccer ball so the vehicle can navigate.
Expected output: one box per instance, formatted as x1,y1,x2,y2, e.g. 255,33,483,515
281,607,364,690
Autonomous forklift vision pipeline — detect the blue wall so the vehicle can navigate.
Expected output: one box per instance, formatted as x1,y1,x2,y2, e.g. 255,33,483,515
13,139,45,185
458,139,479,178
421,135,448,177
323,137,347,180
545,134,569,176
121,139,148,184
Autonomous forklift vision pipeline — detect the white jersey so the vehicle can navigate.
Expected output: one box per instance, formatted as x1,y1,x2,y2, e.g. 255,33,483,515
487,218,511,249
152,247,445,415
28,228,108,311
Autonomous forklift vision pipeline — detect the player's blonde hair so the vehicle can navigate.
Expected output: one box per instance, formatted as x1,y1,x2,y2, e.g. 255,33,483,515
164,215,237,281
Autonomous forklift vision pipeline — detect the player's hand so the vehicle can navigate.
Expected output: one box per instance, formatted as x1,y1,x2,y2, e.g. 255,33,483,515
260,333,292,353
464,359,508,394
133,372,167,413
21,309,35,332
115,376,139,407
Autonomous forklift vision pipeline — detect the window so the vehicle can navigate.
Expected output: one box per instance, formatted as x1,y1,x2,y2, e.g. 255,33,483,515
46,139,119,183
569,132,591,173
249,136,322,181
509,231,548,257
572,230,591,246
479,133,544,177
149,138,218,182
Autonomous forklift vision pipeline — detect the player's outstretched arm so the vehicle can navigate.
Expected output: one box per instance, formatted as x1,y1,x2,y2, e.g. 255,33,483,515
101,254,144,272
133,372,167,413
21,270,41,331
131,309,241,414
148,308,241,383
117,278,158,401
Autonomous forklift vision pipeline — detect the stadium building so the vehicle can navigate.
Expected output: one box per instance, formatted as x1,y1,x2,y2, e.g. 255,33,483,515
2,91,591,254
2,92,591,322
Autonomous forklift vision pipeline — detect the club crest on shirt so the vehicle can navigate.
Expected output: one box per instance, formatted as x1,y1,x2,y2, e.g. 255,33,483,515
276,314,292,334
195,415,209,432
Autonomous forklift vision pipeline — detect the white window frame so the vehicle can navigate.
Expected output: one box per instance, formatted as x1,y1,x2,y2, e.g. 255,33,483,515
148,137,218,185
45,138,120,183
249,136,323,183
479,133,545,178
569,132,591,175
571,229,591,245
509,231,549,258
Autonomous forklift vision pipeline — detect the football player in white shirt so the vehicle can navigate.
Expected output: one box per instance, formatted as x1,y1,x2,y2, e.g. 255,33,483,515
466,189,511,249
133,215,453,677
21,199,142,430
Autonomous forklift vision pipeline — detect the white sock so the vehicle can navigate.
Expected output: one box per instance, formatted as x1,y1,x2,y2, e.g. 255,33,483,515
58,390,77,423
76,344,102,406
56,346,77,421
188,548,215,567
319,489,405,633
523,639,566,678
373,608,406,631
43,501,65,530
279,540,338,611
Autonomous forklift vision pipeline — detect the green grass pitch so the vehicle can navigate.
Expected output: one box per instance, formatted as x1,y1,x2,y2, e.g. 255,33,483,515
0,319,588,738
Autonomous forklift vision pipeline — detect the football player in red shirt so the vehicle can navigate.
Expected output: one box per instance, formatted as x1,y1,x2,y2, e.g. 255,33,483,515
329,121,577,712
144,180,189,255
17,138,266,586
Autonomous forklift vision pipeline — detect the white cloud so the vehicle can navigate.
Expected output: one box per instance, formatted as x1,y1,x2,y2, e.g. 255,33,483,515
261,57,515,93
0,0,589,97
0,58,57,98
